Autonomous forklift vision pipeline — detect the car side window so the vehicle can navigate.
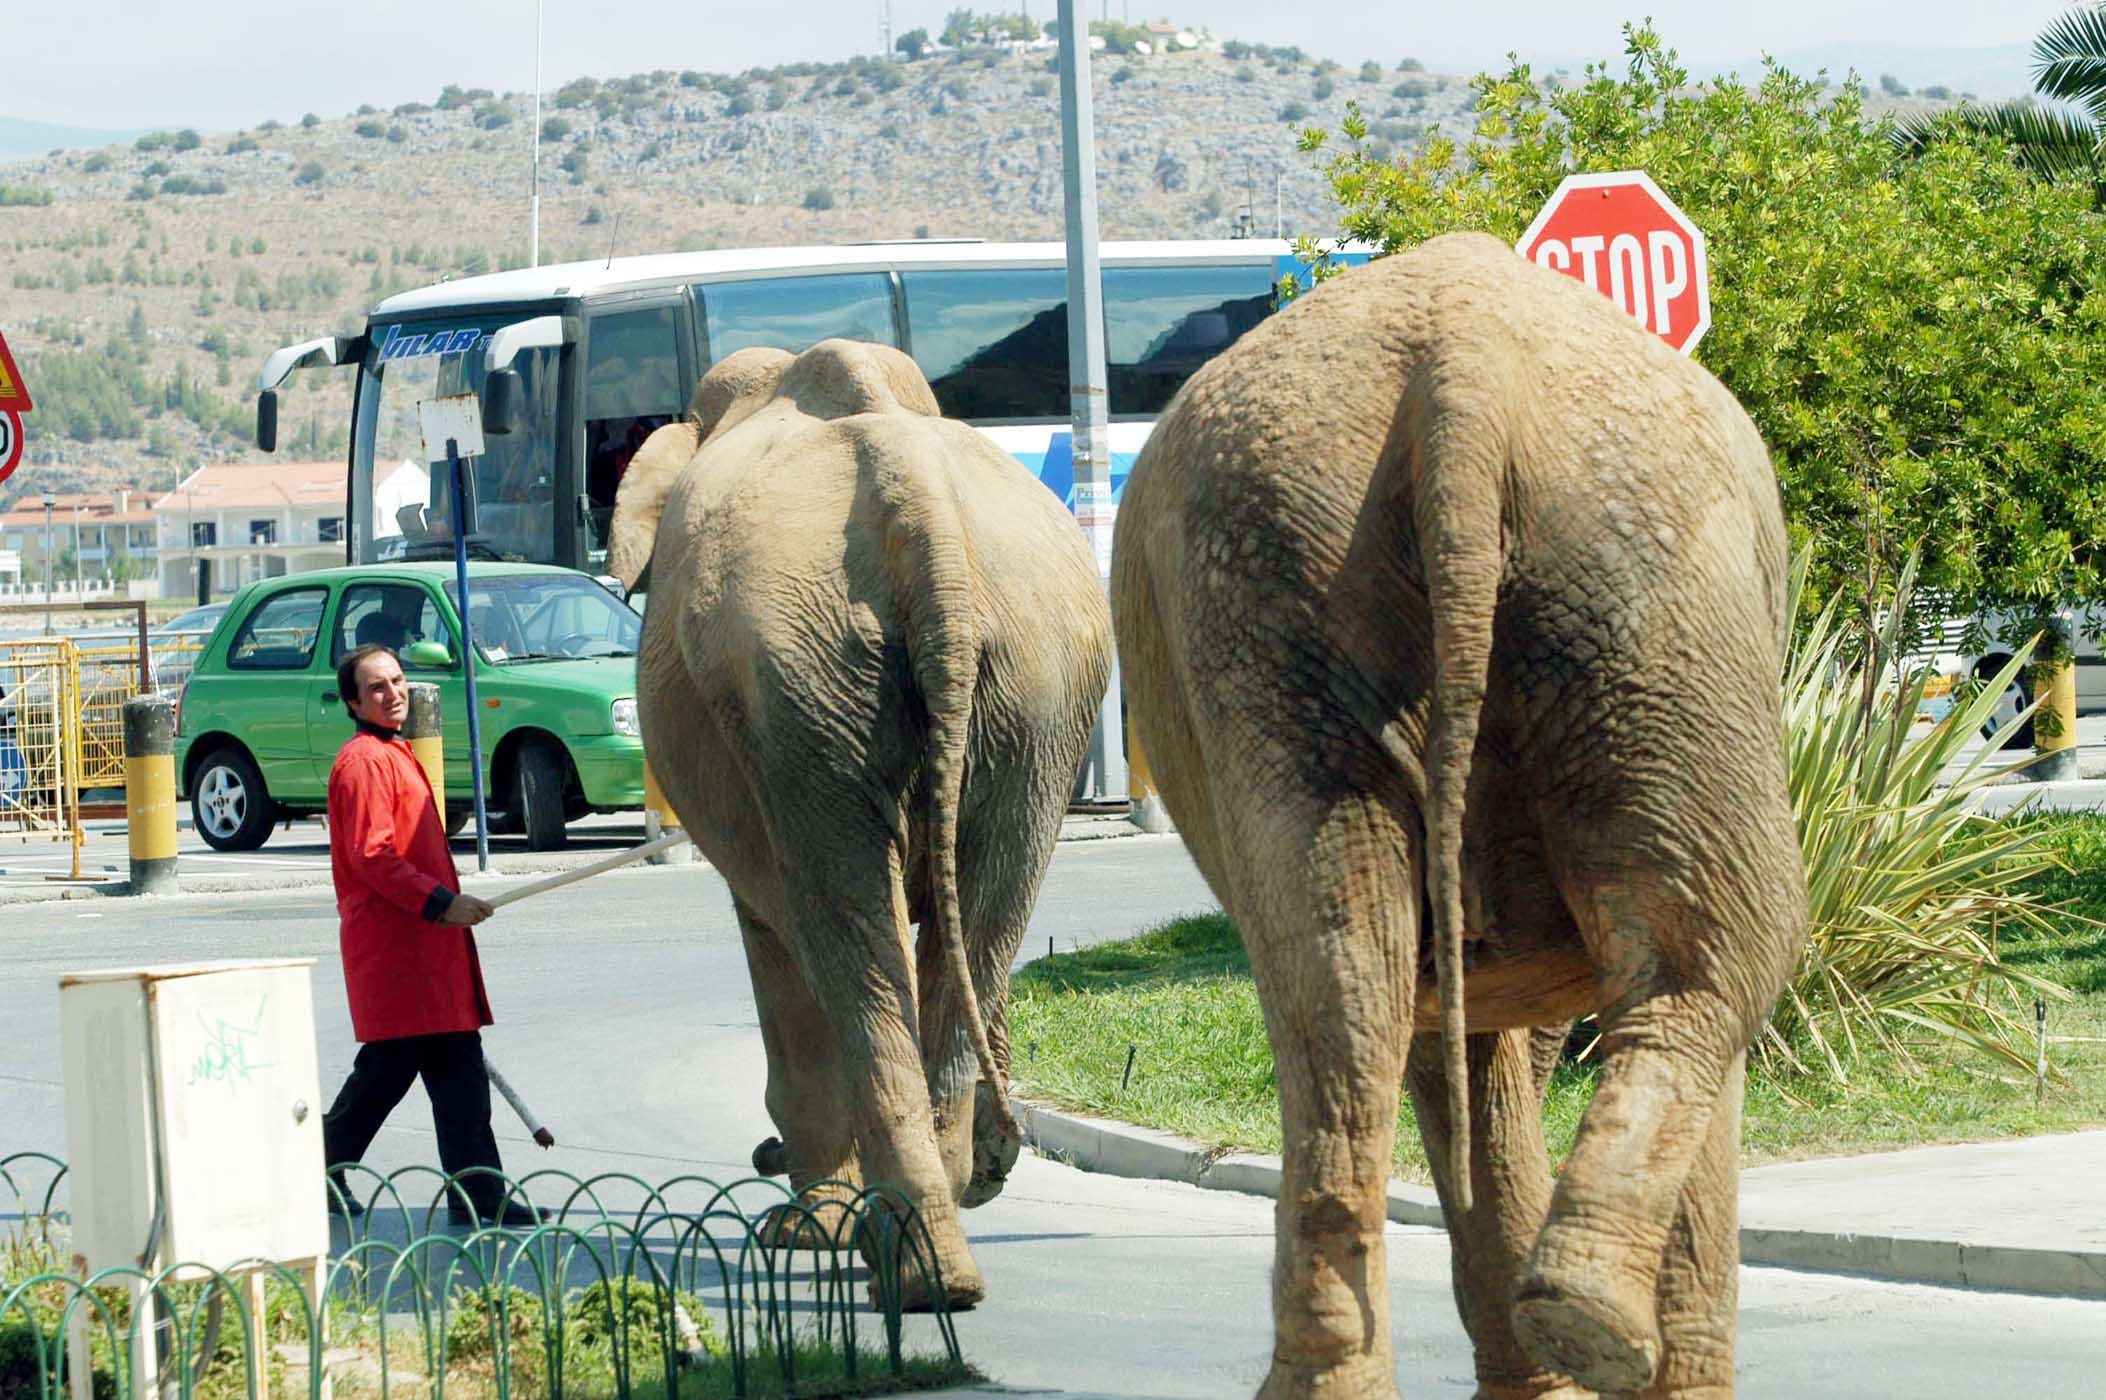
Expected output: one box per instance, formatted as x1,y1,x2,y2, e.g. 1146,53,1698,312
332,584,451,667
226,589,328,671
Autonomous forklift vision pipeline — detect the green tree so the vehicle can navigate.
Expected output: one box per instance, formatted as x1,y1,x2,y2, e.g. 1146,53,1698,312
1300,24,2106,636
1896,4,2106,184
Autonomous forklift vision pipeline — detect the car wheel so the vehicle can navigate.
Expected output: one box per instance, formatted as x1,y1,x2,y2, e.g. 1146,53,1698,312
1975,655,2034,750
445,806,471,839
192,746,274,851
514,741,568,851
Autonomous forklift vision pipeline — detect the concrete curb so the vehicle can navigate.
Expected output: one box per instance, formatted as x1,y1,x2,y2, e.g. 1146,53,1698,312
1016,1102,2104,1298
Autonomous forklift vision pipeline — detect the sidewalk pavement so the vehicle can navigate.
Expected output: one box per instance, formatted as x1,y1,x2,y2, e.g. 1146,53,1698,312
1020,1103,2106,1300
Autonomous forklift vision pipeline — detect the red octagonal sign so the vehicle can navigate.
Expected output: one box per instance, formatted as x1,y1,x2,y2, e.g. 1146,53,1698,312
1516,170,1711,355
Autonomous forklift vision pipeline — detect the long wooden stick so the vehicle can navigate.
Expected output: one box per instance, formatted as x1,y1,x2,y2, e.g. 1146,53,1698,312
486,1055,556,1148
482,831,692,909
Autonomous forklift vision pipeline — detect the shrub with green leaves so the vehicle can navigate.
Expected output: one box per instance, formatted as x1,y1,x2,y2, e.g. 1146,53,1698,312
1298,23,2106,640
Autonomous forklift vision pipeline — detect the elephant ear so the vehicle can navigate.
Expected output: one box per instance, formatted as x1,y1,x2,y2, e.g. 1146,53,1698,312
608,420,703,591
605,347,793,591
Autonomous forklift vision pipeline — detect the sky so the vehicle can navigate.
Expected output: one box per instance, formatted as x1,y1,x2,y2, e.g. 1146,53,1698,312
14,1,2083,133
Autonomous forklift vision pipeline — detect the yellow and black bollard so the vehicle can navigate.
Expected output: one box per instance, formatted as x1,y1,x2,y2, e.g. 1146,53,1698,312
1127,729,1175,834
405,682,446,810
122,694,178,896
644,762,692,865
2034,658,2079,783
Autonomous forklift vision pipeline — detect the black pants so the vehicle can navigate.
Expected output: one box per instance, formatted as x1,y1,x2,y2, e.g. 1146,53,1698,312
321,1031,506,1210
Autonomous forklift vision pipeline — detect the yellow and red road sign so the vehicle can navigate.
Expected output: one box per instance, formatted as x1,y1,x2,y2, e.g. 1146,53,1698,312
0,327,29,486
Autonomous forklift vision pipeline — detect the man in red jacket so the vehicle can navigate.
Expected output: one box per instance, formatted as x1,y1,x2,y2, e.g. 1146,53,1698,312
319,643,536,1227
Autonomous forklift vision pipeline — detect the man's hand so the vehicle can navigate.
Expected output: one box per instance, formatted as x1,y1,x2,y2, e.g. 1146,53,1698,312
440,893,496,926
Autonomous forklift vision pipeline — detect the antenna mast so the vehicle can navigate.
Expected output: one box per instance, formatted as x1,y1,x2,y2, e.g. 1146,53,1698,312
882,0,892,58
529,0,544,267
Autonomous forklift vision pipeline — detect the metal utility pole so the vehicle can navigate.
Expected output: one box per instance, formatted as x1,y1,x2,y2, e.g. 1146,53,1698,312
41,490,53,633
882,0,892,59
528,0,543,267
1056,0,1126,800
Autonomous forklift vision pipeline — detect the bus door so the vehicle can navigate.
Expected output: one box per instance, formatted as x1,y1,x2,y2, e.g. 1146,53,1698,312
580,296,694,570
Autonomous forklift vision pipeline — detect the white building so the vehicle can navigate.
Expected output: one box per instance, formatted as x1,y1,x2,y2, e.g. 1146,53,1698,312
0,488,160,601
152,459,427,605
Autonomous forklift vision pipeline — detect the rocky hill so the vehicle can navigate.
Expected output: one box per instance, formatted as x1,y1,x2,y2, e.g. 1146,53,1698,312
0,39,1953,503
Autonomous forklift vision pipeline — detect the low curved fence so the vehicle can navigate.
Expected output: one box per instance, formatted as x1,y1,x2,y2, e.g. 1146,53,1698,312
0,1152,972,1400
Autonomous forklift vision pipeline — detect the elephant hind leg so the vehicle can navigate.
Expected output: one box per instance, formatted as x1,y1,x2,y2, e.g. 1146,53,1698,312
1514,839,1799,1395
778,842,984,1311
1637,1053,1742,1400
1235,794,1417,1400
1408,1027,1588,1400
737,897,859,1193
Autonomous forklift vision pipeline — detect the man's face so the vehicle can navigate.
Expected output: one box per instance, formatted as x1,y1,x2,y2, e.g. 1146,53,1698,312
349,652,409,730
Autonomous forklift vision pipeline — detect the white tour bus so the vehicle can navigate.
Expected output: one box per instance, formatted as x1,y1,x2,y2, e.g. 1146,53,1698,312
256,238,1357,576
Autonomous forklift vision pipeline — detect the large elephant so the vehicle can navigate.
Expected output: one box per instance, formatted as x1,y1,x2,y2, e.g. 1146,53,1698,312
609,339,1111,1309
1112,233,1808,1398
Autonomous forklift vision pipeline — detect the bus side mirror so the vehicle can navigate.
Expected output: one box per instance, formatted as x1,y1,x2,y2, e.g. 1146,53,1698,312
482,369,523,436
255,390,279,453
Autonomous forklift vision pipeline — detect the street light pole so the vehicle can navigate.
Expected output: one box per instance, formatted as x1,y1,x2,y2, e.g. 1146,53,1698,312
1056,0,1126,801
41,491,54,634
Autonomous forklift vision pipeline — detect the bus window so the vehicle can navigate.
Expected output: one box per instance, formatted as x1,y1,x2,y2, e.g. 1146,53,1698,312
1103,265,1274,416
584,305,684,558
698,273,897,363
360,317,561,565
901,268,1067,421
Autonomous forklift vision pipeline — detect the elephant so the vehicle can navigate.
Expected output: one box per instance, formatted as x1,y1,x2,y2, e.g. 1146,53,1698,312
609,339,1112,1309
1111,232,1808,1398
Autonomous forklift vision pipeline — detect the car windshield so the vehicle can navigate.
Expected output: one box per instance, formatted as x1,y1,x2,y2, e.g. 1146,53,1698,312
442,573,640,664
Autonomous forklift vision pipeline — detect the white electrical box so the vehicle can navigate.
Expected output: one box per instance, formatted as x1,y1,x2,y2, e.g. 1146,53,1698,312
60,960,328,1275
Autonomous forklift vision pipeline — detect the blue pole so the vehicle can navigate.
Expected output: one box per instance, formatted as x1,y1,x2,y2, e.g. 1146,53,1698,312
448,438,491,872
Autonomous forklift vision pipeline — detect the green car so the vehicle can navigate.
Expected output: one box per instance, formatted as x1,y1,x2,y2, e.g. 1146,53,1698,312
174,563,644,852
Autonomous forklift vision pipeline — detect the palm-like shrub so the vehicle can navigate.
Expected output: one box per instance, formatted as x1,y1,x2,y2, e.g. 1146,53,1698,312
1894,3,2106,184
1774,556,2070,1078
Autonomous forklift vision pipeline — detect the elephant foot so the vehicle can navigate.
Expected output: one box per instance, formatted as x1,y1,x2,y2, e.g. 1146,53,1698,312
1252,1352,1396,1399
1474,1383,1595,1400
750,1136,789,1177
963,1081,1022,1209
1511,1270,1660,1397
866,1248,983,1313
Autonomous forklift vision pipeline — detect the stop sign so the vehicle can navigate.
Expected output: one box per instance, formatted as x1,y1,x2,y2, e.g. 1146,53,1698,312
1516,170,1711,355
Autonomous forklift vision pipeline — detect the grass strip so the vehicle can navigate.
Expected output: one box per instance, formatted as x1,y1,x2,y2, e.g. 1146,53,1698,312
1011,817,2106,1182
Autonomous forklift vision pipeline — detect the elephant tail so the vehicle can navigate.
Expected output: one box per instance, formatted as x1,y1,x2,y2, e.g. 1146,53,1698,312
891,465,1018,1143
1416,411,1505,1217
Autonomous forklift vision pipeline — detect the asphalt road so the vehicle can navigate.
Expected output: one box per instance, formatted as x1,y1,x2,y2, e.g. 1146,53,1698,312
3,837,2101,1396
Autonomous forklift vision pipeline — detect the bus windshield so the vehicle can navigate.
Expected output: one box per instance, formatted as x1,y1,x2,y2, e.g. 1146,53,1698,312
354,314,563,567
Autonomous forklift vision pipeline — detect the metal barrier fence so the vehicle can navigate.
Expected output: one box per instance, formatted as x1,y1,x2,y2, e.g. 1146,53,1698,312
0,1153,972,1400
0,641,83,877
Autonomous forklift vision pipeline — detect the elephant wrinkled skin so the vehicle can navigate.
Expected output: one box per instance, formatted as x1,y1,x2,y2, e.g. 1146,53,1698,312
612,340,1112,1308
1112,233,1808,1398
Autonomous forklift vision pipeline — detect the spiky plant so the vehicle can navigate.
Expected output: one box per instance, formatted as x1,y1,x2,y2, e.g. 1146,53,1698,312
1773,554,2071,1078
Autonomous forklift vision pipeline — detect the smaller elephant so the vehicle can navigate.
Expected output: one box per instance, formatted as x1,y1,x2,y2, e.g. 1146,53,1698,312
612,339,1112,1308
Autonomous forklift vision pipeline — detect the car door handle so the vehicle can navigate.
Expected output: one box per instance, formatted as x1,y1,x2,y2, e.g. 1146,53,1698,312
321,691,338,704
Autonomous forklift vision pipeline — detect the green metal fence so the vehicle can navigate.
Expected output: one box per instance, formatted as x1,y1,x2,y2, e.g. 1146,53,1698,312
0,1152,972,1400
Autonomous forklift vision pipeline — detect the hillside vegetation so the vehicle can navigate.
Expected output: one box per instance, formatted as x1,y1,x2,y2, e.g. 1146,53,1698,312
0,37,1950,501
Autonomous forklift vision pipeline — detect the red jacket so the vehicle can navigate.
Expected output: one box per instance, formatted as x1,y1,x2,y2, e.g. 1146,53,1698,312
328,725,492,1042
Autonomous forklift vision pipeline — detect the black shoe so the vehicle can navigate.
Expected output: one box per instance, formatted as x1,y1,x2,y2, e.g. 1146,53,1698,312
447,1198,544,1229
326,1175,366,1218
